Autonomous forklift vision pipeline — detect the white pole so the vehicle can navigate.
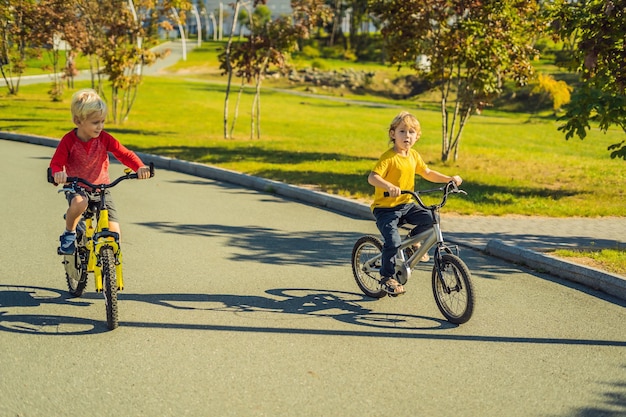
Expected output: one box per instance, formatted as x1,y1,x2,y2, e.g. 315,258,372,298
219,3,223,40
210,13,217,40
191,5,202,47
171,8,187,61
128,0,143,74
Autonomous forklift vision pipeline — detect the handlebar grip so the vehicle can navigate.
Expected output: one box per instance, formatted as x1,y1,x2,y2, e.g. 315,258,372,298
383,191,408,197
149,162,155,178
47,167,57,186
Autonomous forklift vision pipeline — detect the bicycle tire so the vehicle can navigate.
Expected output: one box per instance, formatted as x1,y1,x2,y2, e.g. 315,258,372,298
351,235,386,298
62,241,88,297
100,246,119,330
431,253,474,324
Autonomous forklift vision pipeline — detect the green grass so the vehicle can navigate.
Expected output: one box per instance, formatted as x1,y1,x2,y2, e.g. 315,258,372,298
552,248,626,276
1,42,625,217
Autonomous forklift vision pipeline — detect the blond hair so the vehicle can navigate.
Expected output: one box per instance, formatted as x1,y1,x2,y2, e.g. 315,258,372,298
71,88,107,122
388,111,422,143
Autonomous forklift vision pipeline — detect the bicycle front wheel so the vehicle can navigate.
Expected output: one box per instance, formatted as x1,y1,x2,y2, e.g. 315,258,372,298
100,246,119,330
432,253,475,324
351,235,386,298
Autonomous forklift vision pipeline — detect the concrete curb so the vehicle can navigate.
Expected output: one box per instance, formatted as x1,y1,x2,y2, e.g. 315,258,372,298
140,152,376,221
486,239,626,301
2,131,624,301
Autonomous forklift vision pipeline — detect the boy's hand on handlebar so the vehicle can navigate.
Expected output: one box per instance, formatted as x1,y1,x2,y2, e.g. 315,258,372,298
386,184,402,197
451,175,462,186
136,165,151,179
53,170,67,185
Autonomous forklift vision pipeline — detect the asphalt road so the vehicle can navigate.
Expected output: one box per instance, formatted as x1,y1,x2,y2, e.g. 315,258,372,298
1,139,625,417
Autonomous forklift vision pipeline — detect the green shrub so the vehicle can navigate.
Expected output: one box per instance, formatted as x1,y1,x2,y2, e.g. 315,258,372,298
301,45,321,59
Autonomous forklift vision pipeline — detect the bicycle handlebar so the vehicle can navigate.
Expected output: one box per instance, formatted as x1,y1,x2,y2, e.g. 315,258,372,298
383,180,467,211
47,163,155,190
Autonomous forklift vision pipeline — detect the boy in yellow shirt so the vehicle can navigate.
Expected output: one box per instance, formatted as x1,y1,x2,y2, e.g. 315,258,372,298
368,111,462,296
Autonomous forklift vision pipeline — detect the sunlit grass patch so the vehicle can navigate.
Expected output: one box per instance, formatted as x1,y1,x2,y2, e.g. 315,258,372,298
551,247,626,276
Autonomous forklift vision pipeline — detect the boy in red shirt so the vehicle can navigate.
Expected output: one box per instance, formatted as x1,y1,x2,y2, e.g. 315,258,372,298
49,88,151,255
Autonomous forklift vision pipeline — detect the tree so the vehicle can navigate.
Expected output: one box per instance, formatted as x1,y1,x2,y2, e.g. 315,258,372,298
220,0,326,139
0,0,37,95
548,0,626,161
220,0,243,139
227,16,305,139
27,0,87,101
69,0,191,123
370,0,543,162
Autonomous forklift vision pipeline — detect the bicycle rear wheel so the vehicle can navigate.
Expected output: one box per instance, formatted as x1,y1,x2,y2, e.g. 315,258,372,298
62,235,88,297
432,253,474,324
100,246,119,330
351,235,386,298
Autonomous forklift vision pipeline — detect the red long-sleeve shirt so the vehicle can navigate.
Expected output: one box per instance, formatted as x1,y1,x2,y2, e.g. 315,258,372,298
49,129,144,184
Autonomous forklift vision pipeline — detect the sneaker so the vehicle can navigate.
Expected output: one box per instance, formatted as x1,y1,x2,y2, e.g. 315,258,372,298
58,231,76,255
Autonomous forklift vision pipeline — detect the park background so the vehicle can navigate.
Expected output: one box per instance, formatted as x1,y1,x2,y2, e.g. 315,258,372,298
1,0,624,271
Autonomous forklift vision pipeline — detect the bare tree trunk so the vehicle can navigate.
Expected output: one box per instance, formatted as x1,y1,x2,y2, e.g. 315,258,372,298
329,0,341,46
229,77,245,138
452,107,472,161
251,54,270,139
223,0,241,139
250,87,256,140
255,78,261,139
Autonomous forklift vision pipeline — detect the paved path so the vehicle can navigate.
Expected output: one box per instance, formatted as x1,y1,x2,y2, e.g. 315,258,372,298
1,139,625,417
443,215,625,252
0,40,191,87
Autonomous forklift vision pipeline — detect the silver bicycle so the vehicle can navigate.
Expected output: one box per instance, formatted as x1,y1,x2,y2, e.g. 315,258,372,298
351,181,475,324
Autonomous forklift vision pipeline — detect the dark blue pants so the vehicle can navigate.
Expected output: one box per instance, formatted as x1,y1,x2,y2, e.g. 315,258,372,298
373,203,433,278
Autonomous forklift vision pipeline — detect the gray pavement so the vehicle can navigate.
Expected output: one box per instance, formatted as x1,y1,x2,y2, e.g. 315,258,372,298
1,130,625,302
1,139,625,417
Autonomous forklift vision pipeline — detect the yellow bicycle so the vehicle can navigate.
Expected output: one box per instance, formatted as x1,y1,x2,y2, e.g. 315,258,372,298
47,165,154,330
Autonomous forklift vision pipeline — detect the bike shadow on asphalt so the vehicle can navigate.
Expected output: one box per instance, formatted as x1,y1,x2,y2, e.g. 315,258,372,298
0,284,109,335
2,284,626,349
0,283,456,336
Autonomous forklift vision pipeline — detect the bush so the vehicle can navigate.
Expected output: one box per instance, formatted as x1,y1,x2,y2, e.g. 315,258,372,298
301,45,321,59
310,59,328,70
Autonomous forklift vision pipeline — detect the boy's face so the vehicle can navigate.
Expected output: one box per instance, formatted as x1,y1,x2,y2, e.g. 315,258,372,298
391,121,419,153
74,111,105,141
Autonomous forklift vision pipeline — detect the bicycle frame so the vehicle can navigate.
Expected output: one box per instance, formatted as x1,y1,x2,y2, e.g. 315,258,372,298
361,228,437,276
363,182,465,282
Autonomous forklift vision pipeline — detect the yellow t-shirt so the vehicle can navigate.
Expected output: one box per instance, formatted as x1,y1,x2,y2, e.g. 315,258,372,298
371,147,428,210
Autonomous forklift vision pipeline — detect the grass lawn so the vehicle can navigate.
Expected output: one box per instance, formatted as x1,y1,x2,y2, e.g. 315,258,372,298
551,248,626,277
1,42,625,218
